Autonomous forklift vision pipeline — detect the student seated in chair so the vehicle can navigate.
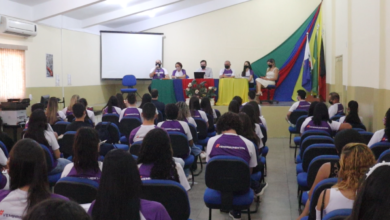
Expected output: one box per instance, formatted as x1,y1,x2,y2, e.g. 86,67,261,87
62,94,79,117
151,89,165,118
46,97,66,125
328,92,344,118
102,96,121,116
65,103,93,132
339,100,363,125
368,108,390,147
119,93,142,122
287,90,311,121
79,98,96,126
176,101,197,128
242,90,262,113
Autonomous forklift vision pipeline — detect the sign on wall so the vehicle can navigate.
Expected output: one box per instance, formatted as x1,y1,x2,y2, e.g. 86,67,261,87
46,54,53,78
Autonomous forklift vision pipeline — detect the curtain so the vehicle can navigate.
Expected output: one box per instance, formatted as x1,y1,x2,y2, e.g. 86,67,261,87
0,49,25,102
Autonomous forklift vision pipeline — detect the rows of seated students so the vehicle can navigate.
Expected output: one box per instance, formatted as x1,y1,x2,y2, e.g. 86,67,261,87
286,90,390,219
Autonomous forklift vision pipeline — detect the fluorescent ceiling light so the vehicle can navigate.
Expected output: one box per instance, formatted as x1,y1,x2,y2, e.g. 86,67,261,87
106,0,130,8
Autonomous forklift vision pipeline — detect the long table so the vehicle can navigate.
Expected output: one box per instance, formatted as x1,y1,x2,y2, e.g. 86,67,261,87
150,78,248,105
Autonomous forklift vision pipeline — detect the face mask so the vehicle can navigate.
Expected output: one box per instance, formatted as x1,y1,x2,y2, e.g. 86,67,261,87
329,101,333,105
201,65,206,70
156,63,161,68
244,65,249,68
268,64,272,68
225,65,230,69
176,67,181,71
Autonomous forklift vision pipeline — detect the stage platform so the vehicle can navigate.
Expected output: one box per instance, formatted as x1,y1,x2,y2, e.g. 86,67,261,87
214,102,294,138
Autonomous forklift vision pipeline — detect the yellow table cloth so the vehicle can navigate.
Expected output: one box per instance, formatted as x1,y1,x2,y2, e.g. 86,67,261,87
216,78,249,106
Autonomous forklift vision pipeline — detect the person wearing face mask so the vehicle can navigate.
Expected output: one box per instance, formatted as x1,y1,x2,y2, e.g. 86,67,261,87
148,59,169,92
328,92,344,118
286,90,311,120
255,58,279,96
196,60,213,78
171,62,187,79
241,61,255,87
219,61,235,78
368,108,390,147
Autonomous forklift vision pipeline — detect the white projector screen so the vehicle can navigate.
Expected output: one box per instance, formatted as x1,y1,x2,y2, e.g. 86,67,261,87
101,32,163,79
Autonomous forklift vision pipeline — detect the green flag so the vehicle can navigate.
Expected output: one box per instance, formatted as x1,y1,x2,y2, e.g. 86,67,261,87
312,31,319,95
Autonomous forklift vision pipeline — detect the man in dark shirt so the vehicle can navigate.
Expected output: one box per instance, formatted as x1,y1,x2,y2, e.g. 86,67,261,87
151,89,165,119
65,103,93,132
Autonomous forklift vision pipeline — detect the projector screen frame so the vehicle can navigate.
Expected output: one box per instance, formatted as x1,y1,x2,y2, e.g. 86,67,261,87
100,31,164,80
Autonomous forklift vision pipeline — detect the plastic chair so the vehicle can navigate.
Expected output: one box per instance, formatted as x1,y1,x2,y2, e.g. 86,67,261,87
130,141,142,156
378,149,390,162
58,131,77,158
358,131,373,145
194,118,210,146
189,123,204,177
349,123,367,131
102,113,120,128
289,115,308,148
54,177,99,204
370,142,390,160
296,144,337,174
305,178,338,219
119,117,142,142
66,115,75,123
39,144,62,186
95,122,128,150
330,115,342,122
120,75,138,95
294,129,331,149
204,156,254,220
297,136,334,163
323,209,352,220
290,110,309,125
53,121,70,136
141,180,190,220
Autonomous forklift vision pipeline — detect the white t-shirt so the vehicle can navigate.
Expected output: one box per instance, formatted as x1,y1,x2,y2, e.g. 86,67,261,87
0,149,7,166
87,110,96,124
260,116,268,131
206,133,257,168
194,110,208,123
187,117,197,128
1,170,9,190
61,107,69,115
0,189,29,219
219,69,235,77
129,125,156,144
138,162,190,191
241,70,254,83
61,162,103,178
57,111,66,120
157,120,193,141
328,103,343,118
44,130,60,152
338,116,363,124
300,117,341,134
254,124,264,149
119,107,143,122
172,69,185,77
368,129,385,147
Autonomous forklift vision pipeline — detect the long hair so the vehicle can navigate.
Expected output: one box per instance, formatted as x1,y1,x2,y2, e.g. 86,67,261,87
345,100,361,124
102,96,118,114
92,150,141,220
67,95,80,111
45,97,59,125
116,93,126,109
137,129,180,182
228,100,240,113
176,102,190,121
73,128,100,173
335,143,375,191
139,93,152,108
238,113,260,146
9,139,50,214
240,104,260,125
24,110,49,146
247,101,262,123
189,96,200,117
241,61,252,77
308,101,319,117
348,166,390,220
200,97,213,117
312,102,330,126
384,109,390,139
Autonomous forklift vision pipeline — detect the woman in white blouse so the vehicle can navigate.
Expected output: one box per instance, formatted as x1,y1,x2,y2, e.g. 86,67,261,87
256,59,279,96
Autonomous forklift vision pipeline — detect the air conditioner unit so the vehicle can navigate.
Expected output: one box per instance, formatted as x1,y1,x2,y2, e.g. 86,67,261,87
0,16,37,37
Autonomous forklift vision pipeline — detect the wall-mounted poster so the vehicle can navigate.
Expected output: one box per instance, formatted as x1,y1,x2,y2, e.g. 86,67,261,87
46,54,53,77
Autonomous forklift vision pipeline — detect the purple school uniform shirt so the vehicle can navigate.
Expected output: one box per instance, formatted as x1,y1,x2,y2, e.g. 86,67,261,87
88,199,172,220
304,120,333,135
129,125,156,144
139,164,176,181
172,69,186,77
158,121,185,134
66,167,101,184
192,110,201,119
222,69,233,77
153,68,166,79
296,101,311,111
122,108,142,120
66,109,73,116
0,173,7,189
337,104,344,115
103,107,119,115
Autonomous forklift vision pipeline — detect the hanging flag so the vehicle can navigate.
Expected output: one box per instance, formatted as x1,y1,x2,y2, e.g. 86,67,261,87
312,30,319,94
319,37,327,100
302,34,312,91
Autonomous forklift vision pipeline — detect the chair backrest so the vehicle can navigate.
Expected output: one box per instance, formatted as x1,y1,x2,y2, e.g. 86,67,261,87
352,128,365,132
99,143,115,157
215,109,221,122
296,115,308,133
302,144,338,172
39,144,55,172
358,131,373,145
308,178,338,220
130,141,142,156
290,110,308,125
119,117,142,140
168,132,191,159
66,114,75,123
122,75,137,87
194,118,208,140
53,121,70,136
155,110,164,124
300,136,334,158
188,123,199,144
54,177,99,204
260,124,267,146
349,123,367,131
330,115,342,122
0,141,9,158
378,149,390,162
102,113,120,127
95,122,120,144
323,209,352,220
59,131,77,157
141,180,190,220
307,155,340,189
301,130,331,144
371,142,390,160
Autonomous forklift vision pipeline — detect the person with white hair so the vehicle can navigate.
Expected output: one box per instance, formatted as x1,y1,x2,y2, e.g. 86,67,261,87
219,60,235,78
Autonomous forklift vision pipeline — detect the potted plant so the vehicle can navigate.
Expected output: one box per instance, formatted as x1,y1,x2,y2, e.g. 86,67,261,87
185,80,217,105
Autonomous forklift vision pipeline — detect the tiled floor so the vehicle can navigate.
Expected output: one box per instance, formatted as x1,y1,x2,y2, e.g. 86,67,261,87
188,138,300,220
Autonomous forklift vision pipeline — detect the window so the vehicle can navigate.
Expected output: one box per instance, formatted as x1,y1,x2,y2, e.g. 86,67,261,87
0,48,25,102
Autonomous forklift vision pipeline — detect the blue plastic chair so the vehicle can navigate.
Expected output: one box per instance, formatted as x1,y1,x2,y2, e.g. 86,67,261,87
53,121,70,136
378,149,390,162
323,209,352,220
39,144,62,186
294,130,331,150
297,136,334,163
358,131,373,145
194,118,210,146
119,117,142,144
95,122,128,151
130,141,142,156
54,177,99,204
296,144,337,174
371,142,390,160
102,113,120,127
204,156,254,220
58,131,77,157
289,115,308,149
120,75,137,94
141,180,191,220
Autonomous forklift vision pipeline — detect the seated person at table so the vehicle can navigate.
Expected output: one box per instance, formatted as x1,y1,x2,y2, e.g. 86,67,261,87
256,58,279,96
206,112,258,219
300,102,351,135
137,128,190,191
62,94,79,116
0,139,69,219
172,62,187,79
89,150,171,220
243,91,262,112
148,59,170,92
287,90,311,120
66,103,93,132
189,97,209,127
368,108,390,147
328,92,344,118
339,100,363,124
176,101,197,128
151,89,165,117
102,96,121,115
79,98,96,125
119,93,142,122
61,128,102,183
196,60,213,78
219,60,235,78
241,61,255,88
